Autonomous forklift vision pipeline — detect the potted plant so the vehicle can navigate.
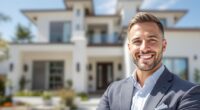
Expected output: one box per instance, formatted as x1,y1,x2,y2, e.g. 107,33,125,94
42,91,52,105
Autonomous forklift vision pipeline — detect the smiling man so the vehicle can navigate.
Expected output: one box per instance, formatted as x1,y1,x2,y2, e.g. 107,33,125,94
97,12,200,110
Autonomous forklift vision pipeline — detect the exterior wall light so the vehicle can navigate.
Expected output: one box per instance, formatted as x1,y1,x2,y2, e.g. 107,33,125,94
9,63,13,72
76,62,80,72
23,64,28,72
88,64,92,71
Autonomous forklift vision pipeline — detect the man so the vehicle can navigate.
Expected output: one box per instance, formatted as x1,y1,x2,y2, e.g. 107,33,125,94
97,12,200,110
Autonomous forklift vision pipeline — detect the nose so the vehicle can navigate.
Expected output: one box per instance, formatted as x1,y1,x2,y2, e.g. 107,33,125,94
140,40,150,53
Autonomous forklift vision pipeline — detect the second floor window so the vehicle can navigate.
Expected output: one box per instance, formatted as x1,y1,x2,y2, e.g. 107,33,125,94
50,21,71,43
101,30,107,43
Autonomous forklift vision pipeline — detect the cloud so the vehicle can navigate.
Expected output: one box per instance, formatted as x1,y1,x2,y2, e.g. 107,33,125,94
96,0,117,14
141,0,163,9
158,0,180,10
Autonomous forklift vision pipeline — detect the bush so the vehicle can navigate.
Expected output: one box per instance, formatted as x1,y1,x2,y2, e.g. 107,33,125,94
0,95,12,107
77,92,89,101
57,89,76,109
42,91,52,100
0,78,5,96
15,90,43,97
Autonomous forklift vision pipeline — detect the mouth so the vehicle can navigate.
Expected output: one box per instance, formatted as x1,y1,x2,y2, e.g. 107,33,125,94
138,54,154,61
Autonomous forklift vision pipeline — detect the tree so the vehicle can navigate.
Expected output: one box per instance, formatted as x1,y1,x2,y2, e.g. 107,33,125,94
13,24,33,43
0,37,9,61
0,13,10,23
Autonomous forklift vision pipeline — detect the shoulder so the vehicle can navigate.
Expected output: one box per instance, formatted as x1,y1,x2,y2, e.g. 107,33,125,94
109,77,132,89
104,77,133,96
171,73,196,91
162,67,196,91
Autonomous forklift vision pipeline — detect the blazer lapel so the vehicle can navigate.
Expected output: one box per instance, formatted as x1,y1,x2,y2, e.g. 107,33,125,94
144,68,174,110
120,77,135,110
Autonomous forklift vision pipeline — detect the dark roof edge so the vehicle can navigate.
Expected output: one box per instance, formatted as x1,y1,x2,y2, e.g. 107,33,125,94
21,9,71,13
86,15,120,17
138,9,188,13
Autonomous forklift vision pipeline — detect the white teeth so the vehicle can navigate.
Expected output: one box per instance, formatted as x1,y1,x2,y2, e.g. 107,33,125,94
140,55,152,59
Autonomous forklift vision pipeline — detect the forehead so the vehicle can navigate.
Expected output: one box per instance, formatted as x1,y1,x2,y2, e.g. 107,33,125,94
129,22,162,39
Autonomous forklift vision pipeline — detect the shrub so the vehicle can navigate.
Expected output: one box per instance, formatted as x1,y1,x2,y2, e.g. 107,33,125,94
77,92,89,101
42,91,52,100
14,90,43,97
0,95,12,107
57,89,76,109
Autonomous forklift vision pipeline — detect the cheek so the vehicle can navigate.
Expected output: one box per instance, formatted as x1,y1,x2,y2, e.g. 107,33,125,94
129,47,139,56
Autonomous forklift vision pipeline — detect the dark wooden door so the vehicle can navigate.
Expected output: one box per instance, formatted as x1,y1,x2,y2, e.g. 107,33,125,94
97,63,113,90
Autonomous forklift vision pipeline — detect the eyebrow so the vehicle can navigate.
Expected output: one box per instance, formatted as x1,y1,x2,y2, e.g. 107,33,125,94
131,37,140,42
148,34,159,39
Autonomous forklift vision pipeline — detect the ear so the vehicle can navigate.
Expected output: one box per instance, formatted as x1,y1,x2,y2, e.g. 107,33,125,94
162,39,167,52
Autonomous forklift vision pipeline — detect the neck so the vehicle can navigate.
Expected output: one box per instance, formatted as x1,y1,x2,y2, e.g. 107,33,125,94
136,63,162,87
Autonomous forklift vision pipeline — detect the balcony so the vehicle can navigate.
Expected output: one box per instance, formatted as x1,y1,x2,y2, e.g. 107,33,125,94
87,35,123,46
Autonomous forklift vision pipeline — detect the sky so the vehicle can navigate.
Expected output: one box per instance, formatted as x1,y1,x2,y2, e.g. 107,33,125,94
0,0,200,41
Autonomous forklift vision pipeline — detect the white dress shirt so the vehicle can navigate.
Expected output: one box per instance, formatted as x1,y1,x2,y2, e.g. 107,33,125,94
131,65,165,110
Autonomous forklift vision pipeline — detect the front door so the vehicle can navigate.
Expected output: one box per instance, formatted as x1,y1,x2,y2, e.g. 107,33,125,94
97,63,113,90
32,61,46,90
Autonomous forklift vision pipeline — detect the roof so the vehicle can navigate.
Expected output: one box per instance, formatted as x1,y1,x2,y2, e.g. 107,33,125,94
21,9,71,13
63,0,94,15
21,9,72,25
138,9,187,13
137,9,187,23
86,15,120,18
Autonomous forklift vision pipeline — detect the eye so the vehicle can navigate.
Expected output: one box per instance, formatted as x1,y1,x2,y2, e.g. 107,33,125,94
132,40,142,45
149,39,157,44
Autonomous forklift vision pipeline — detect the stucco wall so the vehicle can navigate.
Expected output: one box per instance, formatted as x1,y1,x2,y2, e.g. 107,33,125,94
22,51,73,89
164,31,200,82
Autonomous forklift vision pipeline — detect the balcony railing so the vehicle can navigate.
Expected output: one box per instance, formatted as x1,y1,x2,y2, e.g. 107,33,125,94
87,35,123,46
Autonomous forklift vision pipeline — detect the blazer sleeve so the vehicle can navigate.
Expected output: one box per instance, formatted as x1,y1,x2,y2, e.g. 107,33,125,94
97,84,113,110
177,85,200,110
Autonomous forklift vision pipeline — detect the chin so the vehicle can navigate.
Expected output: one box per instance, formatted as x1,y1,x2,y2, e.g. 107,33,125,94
138,66,154,71
138,63,157,71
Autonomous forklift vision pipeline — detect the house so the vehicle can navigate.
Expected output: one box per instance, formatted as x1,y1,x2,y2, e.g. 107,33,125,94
4,0,200,95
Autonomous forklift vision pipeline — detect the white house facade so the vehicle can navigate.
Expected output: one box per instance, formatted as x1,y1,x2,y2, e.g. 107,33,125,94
3,0,200,94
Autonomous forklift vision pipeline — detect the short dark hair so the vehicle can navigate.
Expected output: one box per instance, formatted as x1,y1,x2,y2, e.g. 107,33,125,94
127,12,164,39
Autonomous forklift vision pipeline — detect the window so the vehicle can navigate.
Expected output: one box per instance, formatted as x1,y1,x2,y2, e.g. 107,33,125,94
101,30,107,43
113,32,120,43
50,21,71,43
163,57,188,80
49,61,64,89
159,18,167,27
87,30,94,44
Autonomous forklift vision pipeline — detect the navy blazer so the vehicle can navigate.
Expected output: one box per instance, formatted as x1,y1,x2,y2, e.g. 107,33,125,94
97,67,200,110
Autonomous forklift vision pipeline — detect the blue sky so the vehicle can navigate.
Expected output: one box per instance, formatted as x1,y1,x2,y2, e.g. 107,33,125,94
0,0,200,41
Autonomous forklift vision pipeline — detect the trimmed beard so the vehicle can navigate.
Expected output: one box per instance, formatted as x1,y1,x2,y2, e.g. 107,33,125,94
131,49,163,71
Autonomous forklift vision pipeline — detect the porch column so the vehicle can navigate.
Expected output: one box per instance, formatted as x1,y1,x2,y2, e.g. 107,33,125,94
6,47,22,95
71,38,88,92
71,4,88,92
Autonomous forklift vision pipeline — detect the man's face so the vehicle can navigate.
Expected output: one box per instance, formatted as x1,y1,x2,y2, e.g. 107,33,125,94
128,22,167,71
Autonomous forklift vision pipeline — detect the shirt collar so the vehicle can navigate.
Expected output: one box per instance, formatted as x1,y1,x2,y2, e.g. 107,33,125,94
132,64,165,88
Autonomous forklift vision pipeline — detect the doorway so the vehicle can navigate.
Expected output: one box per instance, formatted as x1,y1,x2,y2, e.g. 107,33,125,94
96,63,113,90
